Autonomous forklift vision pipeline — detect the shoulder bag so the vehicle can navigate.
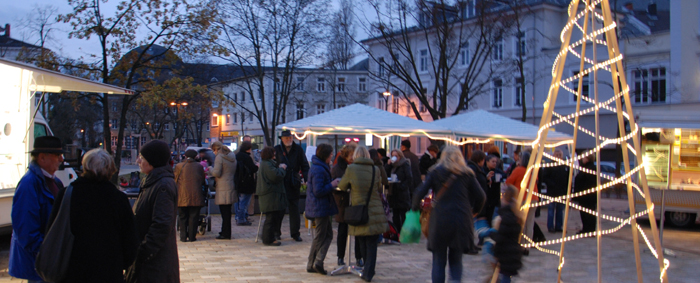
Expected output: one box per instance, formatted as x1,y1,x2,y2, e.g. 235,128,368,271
420,173,457,238
36,185,75,282
344,166,376,226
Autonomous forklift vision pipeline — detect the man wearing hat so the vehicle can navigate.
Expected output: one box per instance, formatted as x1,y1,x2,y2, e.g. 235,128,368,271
174,149,206,242
274,130,310,242
9,136,66,281
400,139,422,194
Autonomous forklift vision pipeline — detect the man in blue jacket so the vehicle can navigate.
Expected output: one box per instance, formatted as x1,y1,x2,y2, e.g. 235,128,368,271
9,136,66,282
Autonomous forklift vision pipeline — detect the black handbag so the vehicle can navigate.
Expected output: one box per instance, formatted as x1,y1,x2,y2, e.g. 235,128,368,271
344,166,375,226
36,185,75,282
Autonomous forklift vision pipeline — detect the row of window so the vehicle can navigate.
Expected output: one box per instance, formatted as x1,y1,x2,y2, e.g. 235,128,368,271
490,67,667,109
229,77,368,103
111,136,147,149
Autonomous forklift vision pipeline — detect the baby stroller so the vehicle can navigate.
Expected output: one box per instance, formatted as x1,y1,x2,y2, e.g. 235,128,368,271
198,178,214,234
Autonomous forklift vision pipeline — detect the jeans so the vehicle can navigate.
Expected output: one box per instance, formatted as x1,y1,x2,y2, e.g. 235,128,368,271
178,206,201,241
262,210,285,244
357,235,380,281
219,204,232,238
235,193,253,223
277,196,300,238
431,246,463,283
337,222,361,260
547,202,565,231
307,216,333,268
500,273,512,283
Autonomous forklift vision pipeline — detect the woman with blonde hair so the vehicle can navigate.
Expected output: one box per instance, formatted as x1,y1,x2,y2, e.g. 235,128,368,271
209,141,237,239
385,148,413,232
338,146,388,282
411,146,485,283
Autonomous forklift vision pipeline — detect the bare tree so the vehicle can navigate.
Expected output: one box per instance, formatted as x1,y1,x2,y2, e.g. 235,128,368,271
356,0,512,120
326,0,356,70
208,0,329,146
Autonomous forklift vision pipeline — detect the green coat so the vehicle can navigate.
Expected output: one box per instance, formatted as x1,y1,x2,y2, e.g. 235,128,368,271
256,159,287,213
338,157,389,236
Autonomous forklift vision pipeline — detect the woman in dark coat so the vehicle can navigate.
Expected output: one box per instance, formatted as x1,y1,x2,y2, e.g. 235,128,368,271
493,185,523,283
47,149,138,283
305,144,340,275
331,144,361,266
482,154,505,225
174,149,206,242
412,146,485,283
575,154,598,234
128,140,179,283
235,141,258,225
385,149,413,233
256,146,287,246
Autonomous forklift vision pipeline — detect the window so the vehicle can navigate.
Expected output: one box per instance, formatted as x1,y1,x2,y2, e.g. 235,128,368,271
378,57,385,77
492,79,503,109
514,77,524,107
274,78,281,93
131,120,137,130
241,92,246,102
317,78,325,92
232,113,237,123
226,114,231,125
572,71,590,103
258,88,263,100
337,103,346,109
392,98,399,114
296,77,304,91
232,92,237,102
141,136,147,146
492,37,503,61
337,77,346,92
419,101,426,112
206,124,210,131
112,102,117,112
111,119,118,129
634,67,666,104
358,77,367,92
241,113,245,123
111,136,117,147
211,116,218,127
460,43,469,67
378,99,385,110
296,103,305,120
155,122,160,129
317,104,326,115
249,113,254,123
420,49,429,72
515,32,526,57
165,123,170,131
461,0,476,18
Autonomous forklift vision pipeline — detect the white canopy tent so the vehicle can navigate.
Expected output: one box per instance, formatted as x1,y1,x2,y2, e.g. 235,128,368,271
429,109,572,144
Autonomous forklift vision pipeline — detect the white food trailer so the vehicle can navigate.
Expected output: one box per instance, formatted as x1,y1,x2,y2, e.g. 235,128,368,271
0,58,134,233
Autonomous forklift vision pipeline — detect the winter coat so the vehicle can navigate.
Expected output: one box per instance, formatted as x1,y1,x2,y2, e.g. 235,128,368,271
403,149,423,188
274,142,310,200
506,166,539,202
542,164,569,197
419,152,437,175
256,159,287,213
48,177,139,283
8,162,64,281
574,160,597,204
128,166,179,283
211,152,237,205
484,166,505,209
332,156,350,222
493,204,523,276
385,157,413,211
305,155,338,218
235,151,259,195
467,160,489,197
411,165,486,253
174,158,206,207
339,157,389,236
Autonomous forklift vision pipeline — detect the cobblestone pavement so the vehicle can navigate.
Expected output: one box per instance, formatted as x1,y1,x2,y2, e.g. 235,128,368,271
2,199,700,282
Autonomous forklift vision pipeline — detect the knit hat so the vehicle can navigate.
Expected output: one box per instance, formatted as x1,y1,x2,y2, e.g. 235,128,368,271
184,149,198,159
140,140,171,168
401,139,411,149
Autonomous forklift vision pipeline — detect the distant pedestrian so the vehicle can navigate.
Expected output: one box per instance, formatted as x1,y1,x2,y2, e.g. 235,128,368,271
493,185,524,283
419,144,440,176
305,144,340,275
235,141,258,226
542,149,569,233
401,140,423,192
274,130,310,242
175,149,206,242
47,149,139,282
339,146,388,282
575,153,598,234
411,146,486,283
332,144,362,266
257,146,287,246
128,140,179,283
385,149,413,233
9,136,66,281
209,141,237,240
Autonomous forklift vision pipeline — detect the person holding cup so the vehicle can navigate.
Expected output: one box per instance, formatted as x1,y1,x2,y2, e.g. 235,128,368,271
482,154,505,225
385,149,413,233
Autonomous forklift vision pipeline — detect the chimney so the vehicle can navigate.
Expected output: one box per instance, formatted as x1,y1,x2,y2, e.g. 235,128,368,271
1,24,9,37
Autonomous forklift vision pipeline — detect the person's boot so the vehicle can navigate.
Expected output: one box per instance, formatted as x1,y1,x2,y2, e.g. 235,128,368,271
313,263,327,275
356,258,364,267
307,261,316,273
338,258,345,266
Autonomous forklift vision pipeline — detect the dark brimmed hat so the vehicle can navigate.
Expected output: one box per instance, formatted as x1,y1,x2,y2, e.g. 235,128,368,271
30,136,66,154
279,130,293,139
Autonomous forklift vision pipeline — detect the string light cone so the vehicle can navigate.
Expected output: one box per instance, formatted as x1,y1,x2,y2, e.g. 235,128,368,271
509,0,669,282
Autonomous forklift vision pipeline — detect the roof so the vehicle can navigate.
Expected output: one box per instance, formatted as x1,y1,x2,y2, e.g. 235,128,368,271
635,103,700,129
0,35,41,50
349,58,369,71
277,103,452,137
430,109,572,142
0,58,135,95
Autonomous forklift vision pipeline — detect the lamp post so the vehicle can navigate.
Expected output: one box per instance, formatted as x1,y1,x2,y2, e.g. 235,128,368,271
382,90,391,111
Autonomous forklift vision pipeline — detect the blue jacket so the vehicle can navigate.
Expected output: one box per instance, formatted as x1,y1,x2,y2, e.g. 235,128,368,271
9,162,64,280
305,156,338,218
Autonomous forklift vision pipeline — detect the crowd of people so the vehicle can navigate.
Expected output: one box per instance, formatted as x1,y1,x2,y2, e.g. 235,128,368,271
8,133,600,283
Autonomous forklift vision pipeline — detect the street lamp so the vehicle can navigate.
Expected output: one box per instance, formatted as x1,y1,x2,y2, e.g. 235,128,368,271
382,90,391,111
170,101,188,161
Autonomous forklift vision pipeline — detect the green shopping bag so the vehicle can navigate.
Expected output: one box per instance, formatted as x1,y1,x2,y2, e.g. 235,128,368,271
399,210,422,243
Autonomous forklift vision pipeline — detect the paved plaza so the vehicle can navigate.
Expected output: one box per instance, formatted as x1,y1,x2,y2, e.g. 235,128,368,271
2,199,700,282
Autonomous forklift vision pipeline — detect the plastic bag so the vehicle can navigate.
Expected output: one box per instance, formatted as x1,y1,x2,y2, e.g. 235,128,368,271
399,210,422,243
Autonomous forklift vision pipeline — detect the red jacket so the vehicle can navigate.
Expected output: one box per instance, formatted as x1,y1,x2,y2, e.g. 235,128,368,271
505,166,538,202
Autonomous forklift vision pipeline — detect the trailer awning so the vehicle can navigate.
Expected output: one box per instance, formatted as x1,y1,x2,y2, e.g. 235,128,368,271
0,58,135,95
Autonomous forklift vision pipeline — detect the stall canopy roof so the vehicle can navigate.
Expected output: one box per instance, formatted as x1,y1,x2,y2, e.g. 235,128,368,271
430,109,572,142
277,103,452,136
636,104,700,129
1,58,135,95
